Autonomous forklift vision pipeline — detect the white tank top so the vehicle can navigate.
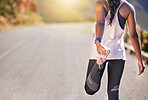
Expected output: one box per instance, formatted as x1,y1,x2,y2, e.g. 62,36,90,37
89,0,127,60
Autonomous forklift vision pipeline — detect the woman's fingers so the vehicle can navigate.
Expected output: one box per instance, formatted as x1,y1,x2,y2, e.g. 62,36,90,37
97,46,107,55
138,66,145,75
138,66,144,75
138,61,145,75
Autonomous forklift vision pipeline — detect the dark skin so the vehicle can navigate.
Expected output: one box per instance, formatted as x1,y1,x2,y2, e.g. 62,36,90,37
95,0,145,75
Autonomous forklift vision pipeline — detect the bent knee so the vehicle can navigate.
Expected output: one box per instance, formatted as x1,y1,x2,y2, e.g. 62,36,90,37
84,73,101,95
84,83,96,95
84,83,98,95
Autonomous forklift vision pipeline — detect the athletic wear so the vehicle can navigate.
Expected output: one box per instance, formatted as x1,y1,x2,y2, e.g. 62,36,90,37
89,0,127,60
84,0,128,99
84,59,125,100
118,10,127,29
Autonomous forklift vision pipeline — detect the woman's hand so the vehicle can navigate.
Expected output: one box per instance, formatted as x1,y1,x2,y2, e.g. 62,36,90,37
97,45,106,55
138,60,145,75
95,41,106,55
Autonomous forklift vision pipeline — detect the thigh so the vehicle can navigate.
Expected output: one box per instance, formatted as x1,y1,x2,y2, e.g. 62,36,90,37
85,59,107,79
84,59,107,94
107,59,125,87
85,59,96,78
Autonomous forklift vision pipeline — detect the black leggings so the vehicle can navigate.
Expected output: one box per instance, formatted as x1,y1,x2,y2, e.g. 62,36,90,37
84,59,125,100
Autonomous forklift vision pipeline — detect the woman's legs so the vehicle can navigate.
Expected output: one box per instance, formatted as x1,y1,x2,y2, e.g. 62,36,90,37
84,59,107,95
107,59,125,100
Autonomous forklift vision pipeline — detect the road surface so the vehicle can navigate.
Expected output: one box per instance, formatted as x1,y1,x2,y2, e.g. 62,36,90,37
0,23,147,100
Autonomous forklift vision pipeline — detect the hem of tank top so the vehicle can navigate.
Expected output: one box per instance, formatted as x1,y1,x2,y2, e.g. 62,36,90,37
106,58,127,61
106,59,126,62
89,57,127,60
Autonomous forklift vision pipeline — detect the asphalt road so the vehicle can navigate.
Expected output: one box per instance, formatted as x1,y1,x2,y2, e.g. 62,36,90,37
0,23,147,100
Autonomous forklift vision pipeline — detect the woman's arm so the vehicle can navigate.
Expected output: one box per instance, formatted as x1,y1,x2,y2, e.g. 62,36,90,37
94,1,106,54
127,5,145,75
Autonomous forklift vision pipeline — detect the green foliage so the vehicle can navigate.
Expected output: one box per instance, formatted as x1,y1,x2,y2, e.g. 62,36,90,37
14,12,42,25
142,43,148,52
142,31,148,52
124,22,148,52
0,0,19,19
0,0,42,27
124,29,148,52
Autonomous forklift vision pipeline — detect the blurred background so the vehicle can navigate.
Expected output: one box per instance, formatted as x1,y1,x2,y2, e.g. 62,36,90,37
0,0,148,28
36,0,94,22
0,0,148,100
0,0,148,52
